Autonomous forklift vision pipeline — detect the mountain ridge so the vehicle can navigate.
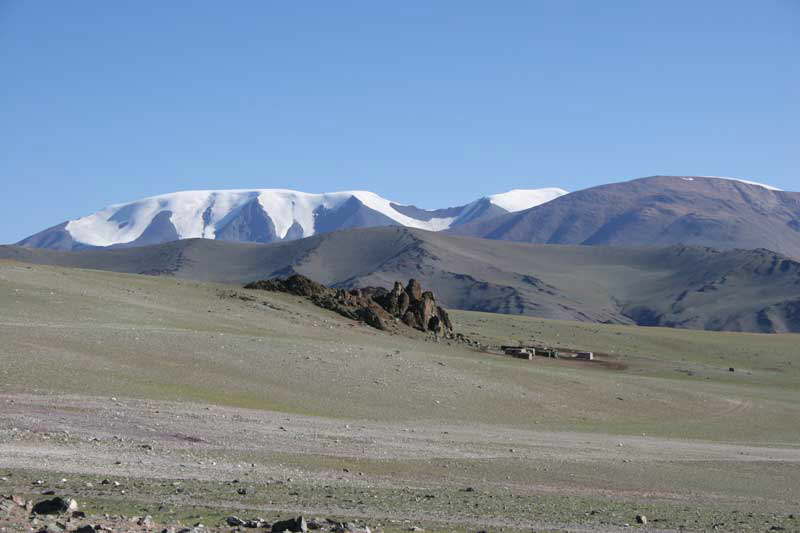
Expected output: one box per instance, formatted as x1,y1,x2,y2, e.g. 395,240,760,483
448,175,800,258
17,175,798,257
16,187,567,250
4,226,800,333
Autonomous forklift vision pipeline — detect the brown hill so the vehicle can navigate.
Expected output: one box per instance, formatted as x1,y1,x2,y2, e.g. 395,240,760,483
3,227,800,333
448,176,800,259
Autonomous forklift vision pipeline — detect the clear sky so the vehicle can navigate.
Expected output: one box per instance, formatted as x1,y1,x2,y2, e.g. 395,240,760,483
1,1,798,243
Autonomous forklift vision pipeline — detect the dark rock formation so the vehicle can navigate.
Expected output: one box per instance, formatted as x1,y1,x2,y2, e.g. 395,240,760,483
270,515,308,533
32,497,77,515
244,275,454,337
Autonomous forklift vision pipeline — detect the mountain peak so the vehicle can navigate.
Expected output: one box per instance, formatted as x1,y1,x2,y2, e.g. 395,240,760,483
17,187,564,250
448,175,800,259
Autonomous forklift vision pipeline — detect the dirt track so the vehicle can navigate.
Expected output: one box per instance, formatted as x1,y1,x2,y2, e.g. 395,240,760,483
2,392,800,532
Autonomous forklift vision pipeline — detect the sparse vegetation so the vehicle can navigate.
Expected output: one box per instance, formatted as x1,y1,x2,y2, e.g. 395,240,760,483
1,261,798,531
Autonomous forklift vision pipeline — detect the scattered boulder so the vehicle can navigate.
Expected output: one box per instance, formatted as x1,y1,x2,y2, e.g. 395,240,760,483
271,515,308,533
32,497,77,515
636,514,647,525
226,515,245,526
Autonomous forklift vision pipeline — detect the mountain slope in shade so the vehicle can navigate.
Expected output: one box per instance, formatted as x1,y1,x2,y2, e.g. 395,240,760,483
448,176,800,258
4,226,800,333
16,187,567,250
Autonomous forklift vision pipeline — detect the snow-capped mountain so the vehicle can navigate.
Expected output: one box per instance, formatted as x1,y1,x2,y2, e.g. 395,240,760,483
448,176,800,259
18,187,568,250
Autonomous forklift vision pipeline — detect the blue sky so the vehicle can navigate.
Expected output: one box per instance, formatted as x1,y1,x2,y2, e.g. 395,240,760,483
1,1,798,243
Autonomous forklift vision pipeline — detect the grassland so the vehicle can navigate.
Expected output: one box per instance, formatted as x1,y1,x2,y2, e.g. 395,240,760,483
453,310,800,442
1,260,798,531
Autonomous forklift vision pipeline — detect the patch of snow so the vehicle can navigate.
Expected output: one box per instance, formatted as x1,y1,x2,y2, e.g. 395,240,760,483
350,191,457,231
67,190,219,247
696,176,783,191
487,188,568,212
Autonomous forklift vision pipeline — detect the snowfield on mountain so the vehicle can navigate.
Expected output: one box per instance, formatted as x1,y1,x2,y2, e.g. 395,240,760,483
17,187,567,250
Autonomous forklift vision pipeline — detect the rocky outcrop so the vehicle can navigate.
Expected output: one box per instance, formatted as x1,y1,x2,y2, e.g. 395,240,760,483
373,280,453,334
244,275,454,337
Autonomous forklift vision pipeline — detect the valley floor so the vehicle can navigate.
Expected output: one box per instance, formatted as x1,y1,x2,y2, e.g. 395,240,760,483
1,261,799,532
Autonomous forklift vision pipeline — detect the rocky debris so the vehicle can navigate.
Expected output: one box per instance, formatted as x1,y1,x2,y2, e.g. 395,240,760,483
306,518,326,530
226,515,245,526
36,523,65,533
331,522,371,533
245,275,454,337
31,496,77,515
270,515,308,532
